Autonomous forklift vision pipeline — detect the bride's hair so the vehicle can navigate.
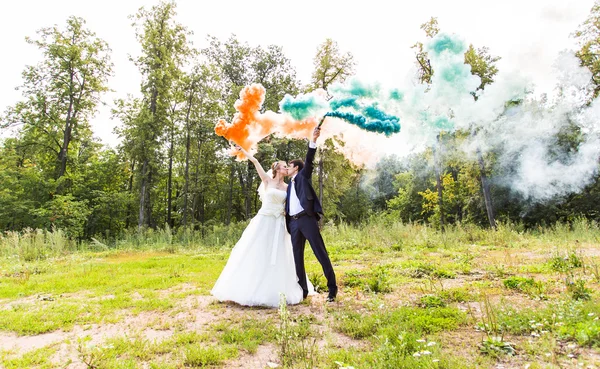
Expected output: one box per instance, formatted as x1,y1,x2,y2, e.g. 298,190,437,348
270,161,281,178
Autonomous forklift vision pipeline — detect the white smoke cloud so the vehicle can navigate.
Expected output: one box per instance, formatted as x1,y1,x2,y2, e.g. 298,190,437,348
344,39,600,203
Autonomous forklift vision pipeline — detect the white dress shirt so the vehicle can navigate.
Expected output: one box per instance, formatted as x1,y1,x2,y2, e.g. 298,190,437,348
288,175,303,216
289,141,317,216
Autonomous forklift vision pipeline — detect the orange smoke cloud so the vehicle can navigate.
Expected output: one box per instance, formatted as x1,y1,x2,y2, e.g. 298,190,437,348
214,84,318,159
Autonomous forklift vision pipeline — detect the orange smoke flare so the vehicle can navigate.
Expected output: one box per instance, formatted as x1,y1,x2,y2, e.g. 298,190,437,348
214,84,319,159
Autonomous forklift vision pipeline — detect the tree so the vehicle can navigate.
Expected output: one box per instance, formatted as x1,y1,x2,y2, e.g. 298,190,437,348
204,35,301,222
308,38,356,216
411,17,446,228
3,16,112,185
464,44,501,229
411,17,439,84
179,63,223,228
309,38,355,94
411,17,501,229
574,0,600,99
123,0,191,229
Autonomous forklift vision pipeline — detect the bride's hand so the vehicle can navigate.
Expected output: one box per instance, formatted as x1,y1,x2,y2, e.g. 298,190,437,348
234,144,255,160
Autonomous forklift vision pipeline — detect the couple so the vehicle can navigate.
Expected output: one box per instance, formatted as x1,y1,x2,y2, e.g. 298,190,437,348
211,127,338,307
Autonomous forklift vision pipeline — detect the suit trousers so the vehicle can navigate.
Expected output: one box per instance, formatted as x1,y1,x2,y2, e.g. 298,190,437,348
289,214,337,298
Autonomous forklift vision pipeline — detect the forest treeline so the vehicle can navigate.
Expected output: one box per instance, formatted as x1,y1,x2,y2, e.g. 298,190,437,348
2,1,600,240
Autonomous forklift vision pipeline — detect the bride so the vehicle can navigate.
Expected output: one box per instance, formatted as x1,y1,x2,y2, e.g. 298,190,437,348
211,146,314,307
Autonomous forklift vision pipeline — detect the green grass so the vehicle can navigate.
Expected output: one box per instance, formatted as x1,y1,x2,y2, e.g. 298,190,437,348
0,251,225,335
1,346,58,369
0,218,599,368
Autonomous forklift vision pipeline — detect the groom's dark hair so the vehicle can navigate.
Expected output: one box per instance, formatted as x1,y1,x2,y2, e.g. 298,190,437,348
290,159,304,172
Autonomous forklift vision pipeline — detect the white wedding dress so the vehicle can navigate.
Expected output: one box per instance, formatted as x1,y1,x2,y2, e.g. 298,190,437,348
211,186,314,307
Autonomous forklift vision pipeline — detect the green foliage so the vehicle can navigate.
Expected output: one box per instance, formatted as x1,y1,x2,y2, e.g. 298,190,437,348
566,277,592,301
217,318,276,353
438,287,474,303
278,296,320,368
184,345,235,367
341,265,392,293
464,44,501,92
334,305,466,340
495,299,600,347
0,228,74,261
2,16,112,182
337,184,372,224
2,346,57,369
574,1,600,99
503,276,535,291
309,38,355,92
2,9,600,240
411,17,439,84
479,336,516,358
34,195,91,239
0,220,598,366
549,250,584,272
418,294,446,308
407,263,454,279
366,265,393,293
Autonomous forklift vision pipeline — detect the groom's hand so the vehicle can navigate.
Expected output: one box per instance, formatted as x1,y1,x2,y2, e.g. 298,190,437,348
312,127,321,142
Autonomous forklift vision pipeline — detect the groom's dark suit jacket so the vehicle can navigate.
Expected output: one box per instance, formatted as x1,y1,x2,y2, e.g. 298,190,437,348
285,144,323,232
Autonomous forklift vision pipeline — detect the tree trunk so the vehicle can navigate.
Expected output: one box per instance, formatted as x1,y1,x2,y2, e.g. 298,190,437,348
125,161,136,229
167,125,174,228
477,148,497,230
147,169,154,228
182,124,191,228
57,70,77,181
433,135,445,230
226,158,235,225
182,87,194,228
138,159,149,230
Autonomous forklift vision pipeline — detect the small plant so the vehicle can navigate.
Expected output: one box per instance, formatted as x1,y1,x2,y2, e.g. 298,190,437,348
184,345,227,367
169,263,185,278
366,265,392,293
549,250,583,272
431,269,455,279
490,263,508,278
342,269,364,288
334,361,356,369
343,266,392,293
6,267,31,284
438,288,472,303
477,294,517,357
77,336,112,369
480,336,516,358
503,276,535,291
308,272,327,292
277,294,319,368
565,277,592,301
590,261,600,283
391,241,403,251
418,294,446,308
408,263,435,278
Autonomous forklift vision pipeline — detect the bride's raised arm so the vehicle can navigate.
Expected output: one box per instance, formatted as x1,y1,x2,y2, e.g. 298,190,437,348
235,145,270,185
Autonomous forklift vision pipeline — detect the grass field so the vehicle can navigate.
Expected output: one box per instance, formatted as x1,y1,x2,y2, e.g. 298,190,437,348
0,218,599,368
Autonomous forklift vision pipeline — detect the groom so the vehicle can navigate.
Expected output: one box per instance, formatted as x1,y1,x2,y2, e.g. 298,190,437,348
285,126,338,302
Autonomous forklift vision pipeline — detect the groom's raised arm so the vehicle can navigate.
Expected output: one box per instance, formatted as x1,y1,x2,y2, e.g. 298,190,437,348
303,127,320,178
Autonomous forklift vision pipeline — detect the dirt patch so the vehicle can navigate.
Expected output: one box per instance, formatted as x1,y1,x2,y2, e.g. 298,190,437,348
0,289,345,366
223,344,278,369
0,294,218,356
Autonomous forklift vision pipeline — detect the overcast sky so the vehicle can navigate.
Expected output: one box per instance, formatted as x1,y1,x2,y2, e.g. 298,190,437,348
1,0,595,147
